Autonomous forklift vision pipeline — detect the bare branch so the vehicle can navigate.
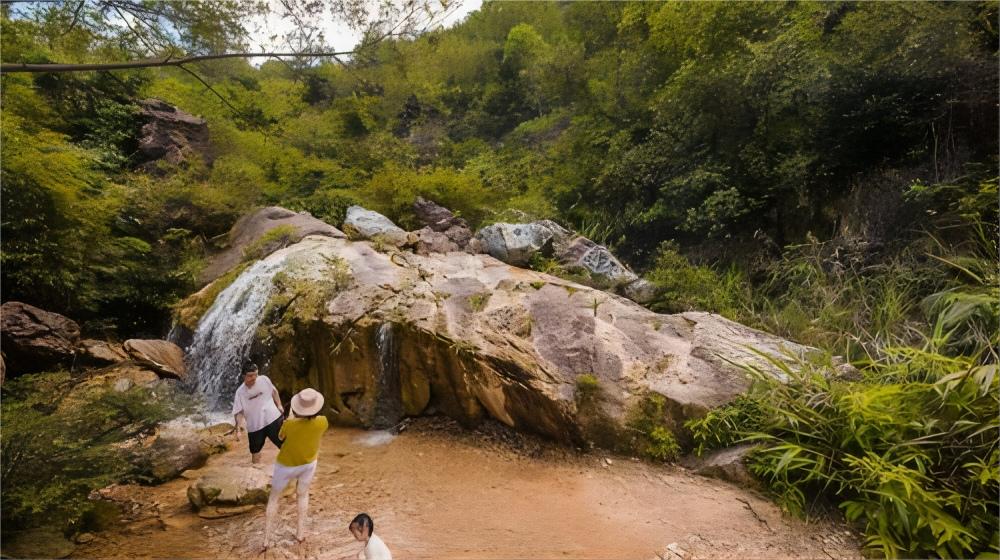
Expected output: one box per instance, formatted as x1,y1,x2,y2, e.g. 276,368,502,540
60,0,87,36
174,63,245,119
0,51,356,73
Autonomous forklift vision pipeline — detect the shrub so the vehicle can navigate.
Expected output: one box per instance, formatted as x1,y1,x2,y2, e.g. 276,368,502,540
738,347,998,558
646,241,750,317
625,393,684,462
1,372,194,534
242,225,299,262
685,394,768,456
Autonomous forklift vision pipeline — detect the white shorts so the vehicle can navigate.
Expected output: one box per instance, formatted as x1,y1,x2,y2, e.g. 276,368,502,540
271,460,317,495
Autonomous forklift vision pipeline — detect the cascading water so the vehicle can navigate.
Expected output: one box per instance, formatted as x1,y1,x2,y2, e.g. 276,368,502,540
185,255,287,409
372,321,404,428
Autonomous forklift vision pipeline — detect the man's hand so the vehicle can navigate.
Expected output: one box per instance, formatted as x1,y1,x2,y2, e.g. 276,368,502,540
235,424,245,442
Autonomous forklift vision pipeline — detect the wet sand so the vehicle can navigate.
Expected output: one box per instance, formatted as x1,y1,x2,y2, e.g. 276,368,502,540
75,420,860,559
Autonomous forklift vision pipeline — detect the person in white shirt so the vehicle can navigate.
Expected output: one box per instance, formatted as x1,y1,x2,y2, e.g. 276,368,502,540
232,363,284,464
349,513,392,560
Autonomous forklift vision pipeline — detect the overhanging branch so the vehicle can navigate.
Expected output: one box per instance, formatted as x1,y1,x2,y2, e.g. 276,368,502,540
0,51,356,73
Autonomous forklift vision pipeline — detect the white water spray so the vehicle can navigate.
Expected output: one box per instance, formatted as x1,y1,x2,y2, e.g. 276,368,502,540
185,255,287,409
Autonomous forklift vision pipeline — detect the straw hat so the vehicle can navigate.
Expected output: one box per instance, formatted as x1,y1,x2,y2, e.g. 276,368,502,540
291,388,325,417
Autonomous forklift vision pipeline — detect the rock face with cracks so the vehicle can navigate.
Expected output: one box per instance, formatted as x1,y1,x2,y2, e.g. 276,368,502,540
186,233,823,449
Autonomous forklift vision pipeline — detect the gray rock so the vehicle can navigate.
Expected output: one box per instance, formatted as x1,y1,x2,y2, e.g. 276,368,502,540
343,206,408,246
137,99,212,170
0,301,80,376
186,465,271,510
681,443,761,489
198,206,346,285
622,279,659,304
475,222,555,266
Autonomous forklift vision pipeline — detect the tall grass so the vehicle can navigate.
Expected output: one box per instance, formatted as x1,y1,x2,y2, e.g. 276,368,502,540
678,209,999,558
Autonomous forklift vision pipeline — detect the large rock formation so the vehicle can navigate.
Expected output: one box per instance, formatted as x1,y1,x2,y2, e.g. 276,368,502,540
0,301,81,376
137,99,212,170
198,206,346,285
182,231,823,450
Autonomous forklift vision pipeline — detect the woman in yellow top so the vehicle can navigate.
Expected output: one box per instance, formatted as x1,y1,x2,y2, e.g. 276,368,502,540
262,388,329,550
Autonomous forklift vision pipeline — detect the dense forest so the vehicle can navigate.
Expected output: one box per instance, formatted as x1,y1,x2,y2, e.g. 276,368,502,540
1,1,998,557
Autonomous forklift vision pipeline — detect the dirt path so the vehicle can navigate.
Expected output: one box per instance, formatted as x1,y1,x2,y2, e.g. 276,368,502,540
76,420,860,559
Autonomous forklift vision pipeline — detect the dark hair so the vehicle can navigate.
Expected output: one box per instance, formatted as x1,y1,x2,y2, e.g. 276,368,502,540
242,362,258,374
349,513,373,536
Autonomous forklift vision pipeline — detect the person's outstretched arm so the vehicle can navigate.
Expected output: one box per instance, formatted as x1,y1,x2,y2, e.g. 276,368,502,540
268,379,284,415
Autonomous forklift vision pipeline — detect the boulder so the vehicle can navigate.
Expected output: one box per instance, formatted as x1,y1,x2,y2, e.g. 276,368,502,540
137,98,212,170
123,339,187,380
1,527,75,559
0,301,80,376
77,339,128,367
681,444,761,489
129,422,231,484
198,206,346,285
342,206,407,246
195,235,826,447
412,197,473,248
622,278,659,304
409,227,462,255
471,220,659,303
186,465,271,510
474,222,555,266
413,197,468,232
557,236,639,286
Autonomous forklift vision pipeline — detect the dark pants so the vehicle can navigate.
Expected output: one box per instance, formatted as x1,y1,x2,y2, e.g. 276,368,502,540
248,415,284,454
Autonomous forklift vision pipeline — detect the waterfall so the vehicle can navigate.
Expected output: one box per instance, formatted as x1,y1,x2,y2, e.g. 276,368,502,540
372,322,403,428
185,255,287,410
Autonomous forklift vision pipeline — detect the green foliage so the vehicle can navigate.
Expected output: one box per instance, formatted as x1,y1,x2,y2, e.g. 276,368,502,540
685,395,768,457
574,374,601,405
644,427,682,462
357,164,500,230
242,225,298,262
739,348,998,559
1,372,194,533
467,292,491,313
625,393,684,462
646,241,751,316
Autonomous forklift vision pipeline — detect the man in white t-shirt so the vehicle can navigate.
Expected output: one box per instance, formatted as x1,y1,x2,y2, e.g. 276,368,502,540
232,363,285,464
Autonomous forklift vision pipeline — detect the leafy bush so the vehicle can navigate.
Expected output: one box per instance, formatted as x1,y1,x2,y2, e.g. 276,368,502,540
625,393,684,462
685,395,767,457
1,372,194,534
646,241,751,316
242,225,298,262
739,348,998,558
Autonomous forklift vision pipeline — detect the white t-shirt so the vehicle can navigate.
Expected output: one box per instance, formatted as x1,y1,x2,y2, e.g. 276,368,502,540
360,534,392,560
231,375,281,432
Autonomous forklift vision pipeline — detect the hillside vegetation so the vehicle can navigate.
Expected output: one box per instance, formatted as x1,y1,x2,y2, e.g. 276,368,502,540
1,2,996,557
